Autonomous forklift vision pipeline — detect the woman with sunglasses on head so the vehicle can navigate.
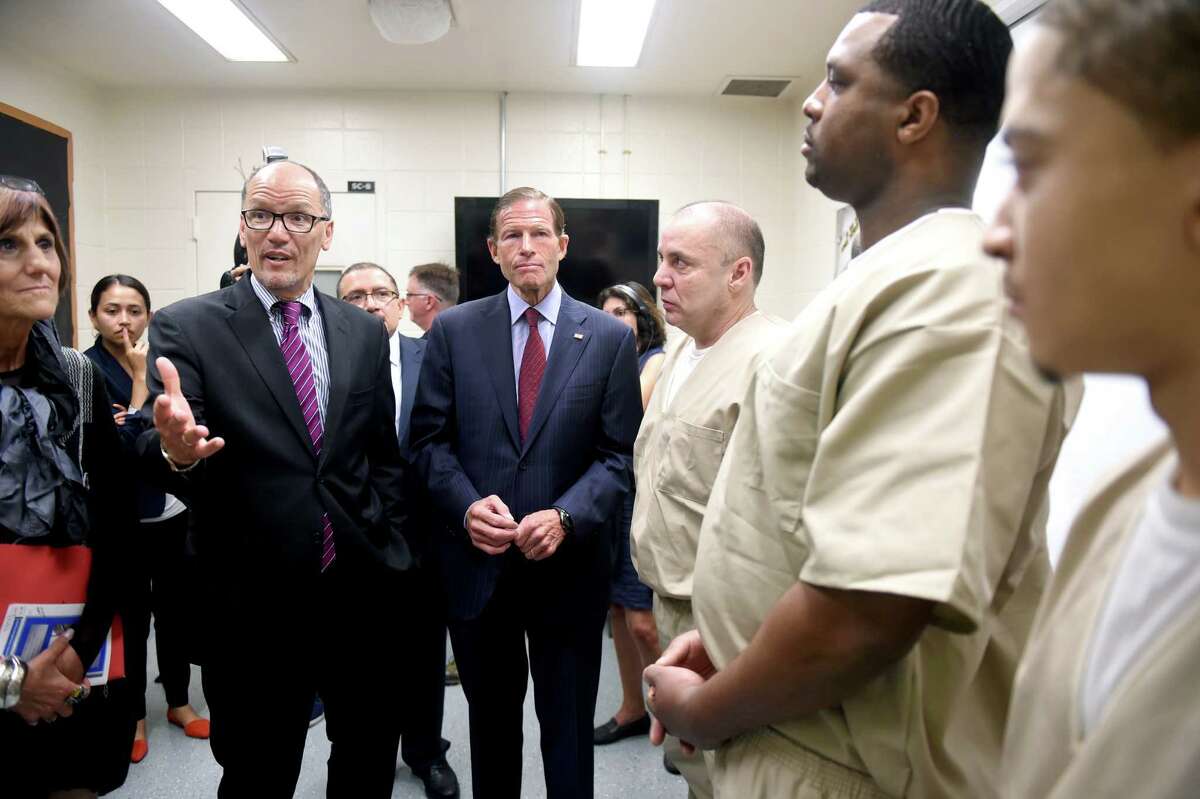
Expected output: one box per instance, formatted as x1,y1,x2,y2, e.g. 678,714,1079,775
0,176,136,797
593,281,667,746
85,275,209,764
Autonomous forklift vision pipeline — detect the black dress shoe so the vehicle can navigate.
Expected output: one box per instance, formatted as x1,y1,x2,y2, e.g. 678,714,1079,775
413,760,460,799
593,714,652,745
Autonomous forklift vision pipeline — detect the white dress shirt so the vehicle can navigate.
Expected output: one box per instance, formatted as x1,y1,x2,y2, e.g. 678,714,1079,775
388,329,403,436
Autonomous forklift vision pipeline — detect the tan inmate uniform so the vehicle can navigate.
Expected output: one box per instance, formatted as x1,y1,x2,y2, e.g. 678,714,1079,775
1003,440,1200,798
631,311,788,797
691,210,1081,798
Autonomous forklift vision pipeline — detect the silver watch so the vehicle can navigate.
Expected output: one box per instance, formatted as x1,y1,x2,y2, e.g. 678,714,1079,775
161,442,200,473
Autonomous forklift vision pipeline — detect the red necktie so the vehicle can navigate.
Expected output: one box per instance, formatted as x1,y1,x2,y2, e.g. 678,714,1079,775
518,307,546,443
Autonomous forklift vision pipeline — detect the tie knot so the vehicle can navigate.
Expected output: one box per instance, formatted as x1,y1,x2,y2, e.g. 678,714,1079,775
276,300,303,327
524,307,541,329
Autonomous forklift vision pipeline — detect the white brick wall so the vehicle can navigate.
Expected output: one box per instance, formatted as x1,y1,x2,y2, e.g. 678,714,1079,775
2,42,841,343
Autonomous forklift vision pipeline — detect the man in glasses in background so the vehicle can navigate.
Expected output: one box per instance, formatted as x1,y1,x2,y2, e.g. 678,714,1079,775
336,262,460,798
405,262,460,335
139,160,416,797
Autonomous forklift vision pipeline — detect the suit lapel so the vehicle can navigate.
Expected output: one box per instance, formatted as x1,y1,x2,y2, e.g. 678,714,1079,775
225,278,315,460
480,292,521,450
522,294,589,453
317,292,350,469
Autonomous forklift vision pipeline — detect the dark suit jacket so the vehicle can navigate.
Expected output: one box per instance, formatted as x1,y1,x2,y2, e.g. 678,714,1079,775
395,332,426,455
410,287,642,622
138,277,412,638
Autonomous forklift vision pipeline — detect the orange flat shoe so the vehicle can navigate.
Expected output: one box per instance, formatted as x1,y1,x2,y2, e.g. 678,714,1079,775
166,708,211,739
130,738,149,763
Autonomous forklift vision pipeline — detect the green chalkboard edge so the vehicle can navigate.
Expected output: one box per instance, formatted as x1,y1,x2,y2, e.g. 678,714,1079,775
0,101,76,347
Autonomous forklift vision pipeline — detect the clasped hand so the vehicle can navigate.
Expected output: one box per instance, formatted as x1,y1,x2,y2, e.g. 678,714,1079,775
465,496,565,560
153,356,225,466
12,630,88,726
644,629,719,753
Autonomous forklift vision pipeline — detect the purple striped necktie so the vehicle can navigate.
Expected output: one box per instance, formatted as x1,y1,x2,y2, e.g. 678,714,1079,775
276,300,335,572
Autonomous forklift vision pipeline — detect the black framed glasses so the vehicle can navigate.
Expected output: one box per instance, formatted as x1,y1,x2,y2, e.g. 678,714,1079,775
344,289,400,307
0,175,45,195
241,209,329,234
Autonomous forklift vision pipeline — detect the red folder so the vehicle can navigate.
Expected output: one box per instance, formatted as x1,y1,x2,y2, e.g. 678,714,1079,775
0,543,125,680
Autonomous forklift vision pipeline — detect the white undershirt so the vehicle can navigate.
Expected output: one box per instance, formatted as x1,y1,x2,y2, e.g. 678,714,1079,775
664,339,710,410
1082,464,1200,733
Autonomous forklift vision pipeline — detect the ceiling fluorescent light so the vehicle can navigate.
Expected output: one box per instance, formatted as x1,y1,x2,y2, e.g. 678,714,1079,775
576,0,657,68
157,0,292,62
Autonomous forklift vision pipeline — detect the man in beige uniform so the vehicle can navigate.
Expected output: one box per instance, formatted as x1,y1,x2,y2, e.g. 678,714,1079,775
982,1,1200,796
644,2,1079,797
630,201,788,797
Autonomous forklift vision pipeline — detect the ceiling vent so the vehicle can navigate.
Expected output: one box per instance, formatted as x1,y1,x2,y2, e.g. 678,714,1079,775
719,77,794,99
369,0,455,45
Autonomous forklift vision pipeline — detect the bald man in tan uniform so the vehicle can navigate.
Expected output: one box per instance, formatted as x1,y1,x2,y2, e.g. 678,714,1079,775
630,201,788,797
644,3,1079,797
981,1,1200,796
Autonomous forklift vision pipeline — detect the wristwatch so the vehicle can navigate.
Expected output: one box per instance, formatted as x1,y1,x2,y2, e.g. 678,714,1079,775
160,443,200,473
553,506,574,535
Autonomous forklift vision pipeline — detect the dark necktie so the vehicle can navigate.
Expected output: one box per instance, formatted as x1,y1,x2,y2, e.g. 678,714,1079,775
276,301,335,572
518,307,546,443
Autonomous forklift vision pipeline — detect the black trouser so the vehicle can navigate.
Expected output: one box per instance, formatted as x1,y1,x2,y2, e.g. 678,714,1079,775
449,571,608,799
124,510,193,719
202,564,406,799
399,562,451,773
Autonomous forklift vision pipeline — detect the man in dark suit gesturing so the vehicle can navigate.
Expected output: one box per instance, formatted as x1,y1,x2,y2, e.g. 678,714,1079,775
410,187,643,798
142,160,413,798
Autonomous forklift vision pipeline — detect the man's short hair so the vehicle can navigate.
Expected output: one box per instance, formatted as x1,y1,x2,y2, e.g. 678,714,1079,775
1041,0,1200,150
240,160,333,218
337,262,397,297
675,201,766,285
860,0,1012,149
488,187,565,239
409,262,460,306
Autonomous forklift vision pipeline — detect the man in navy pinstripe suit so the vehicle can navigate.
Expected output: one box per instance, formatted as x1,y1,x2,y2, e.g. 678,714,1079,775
410,187,643,798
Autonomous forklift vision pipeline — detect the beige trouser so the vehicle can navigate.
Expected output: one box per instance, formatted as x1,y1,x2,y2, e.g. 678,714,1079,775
711,728,891,799
653,594,714,799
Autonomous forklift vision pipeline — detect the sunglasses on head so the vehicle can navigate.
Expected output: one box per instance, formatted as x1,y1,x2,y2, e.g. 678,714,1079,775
0,175,46,195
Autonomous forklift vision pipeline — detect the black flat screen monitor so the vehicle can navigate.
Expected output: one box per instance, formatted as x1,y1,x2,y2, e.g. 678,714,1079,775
454,197,659,306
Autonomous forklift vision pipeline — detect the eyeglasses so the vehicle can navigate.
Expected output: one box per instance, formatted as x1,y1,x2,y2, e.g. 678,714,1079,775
344,289,401,307
404,292,439,302
241,209,329,234
0,175,45,195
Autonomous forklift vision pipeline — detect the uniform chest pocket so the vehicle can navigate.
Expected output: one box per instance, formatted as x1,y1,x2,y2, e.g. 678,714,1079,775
656,419,727,506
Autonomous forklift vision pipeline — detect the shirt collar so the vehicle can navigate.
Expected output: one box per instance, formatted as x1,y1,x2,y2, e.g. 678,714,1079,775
507,281,562,327
250,272,319,319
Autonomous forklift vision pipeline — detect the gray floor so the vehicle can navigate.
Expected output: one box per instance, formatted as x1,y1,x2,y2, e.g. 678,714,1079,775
110,630,685,798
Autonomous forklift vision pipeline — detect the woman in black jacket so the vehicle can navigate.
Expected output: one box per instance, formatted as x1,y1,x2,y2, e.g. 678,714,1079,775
0,176,136,797
85,274,208,764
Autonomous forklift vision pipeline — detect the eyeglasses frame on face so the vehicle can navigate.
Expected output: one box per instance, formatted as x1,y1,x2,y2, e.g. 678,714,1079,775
0,175,46,196
240,208,330,234
343,289,402,307
404,291,440,303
